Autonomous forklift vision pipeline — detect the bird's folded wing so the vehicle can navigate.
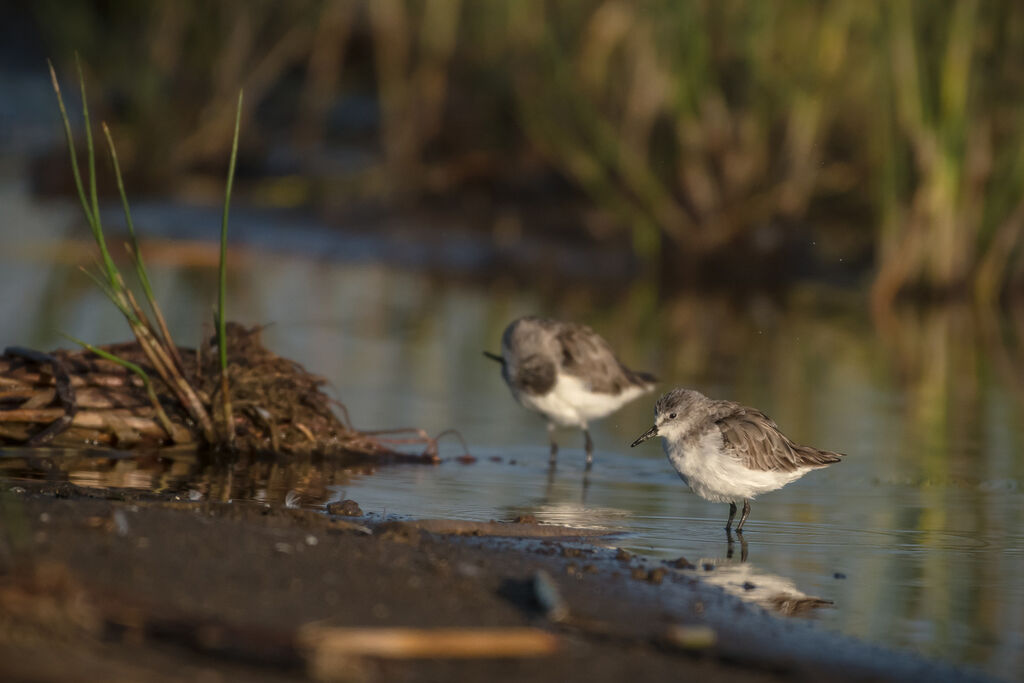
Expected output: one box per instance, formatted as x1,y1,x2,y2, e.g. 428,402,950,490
715,407,840,472
555,324,638,394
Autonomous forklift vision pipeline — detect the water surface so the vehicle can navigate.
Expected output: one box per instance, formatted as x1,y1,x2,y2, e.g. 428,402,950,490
1,172,1022,680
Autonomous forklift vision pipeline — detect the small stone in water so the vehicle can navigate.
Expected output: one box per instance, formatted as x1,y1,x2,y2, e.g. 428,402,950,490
833,572,847,579
327,499,363,516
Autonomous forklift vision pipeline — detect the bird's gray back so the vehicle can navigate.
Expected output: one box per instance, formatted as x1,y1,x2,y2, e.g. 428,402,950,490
502,316,656,396
710,401,844,472
554,322,656,394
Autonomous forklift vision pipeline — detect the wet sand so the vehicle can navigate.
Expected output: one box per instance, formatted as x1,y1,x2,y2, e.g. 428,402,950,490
0,481,990,682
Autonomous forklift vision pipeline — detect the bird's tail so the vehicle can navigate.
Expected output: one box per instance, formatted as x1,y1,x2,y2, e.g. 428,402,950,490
628,369,658,390
483,350,504,364
795,444,844,467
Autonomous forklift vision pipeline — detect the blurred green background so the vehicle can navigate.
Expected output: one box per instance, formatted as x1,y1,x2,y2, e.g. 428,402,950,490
14,0,1024,303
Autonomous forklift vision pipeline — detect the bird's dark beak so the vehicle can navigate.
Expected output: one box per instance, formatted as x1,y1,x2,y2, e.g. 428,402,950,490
630,425,658,447
483,351,504,364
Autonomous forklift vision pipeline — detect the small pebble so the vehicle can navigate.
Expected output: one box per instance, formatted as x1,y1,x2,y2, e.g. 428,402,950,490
113,510,129,536
305,535,319,546
274,542,293,554
630,566,648,581
562,547,582,558
38,513,50,523
327,499,363,516
533,570,569,622
648,568,667,584
702,563,715,572
833,572,847,579
616,548,633,562
455,454,477,464
742,581,757,591
458,562,482,578
9,486,26,494
668,557,695,569
514,514,538,524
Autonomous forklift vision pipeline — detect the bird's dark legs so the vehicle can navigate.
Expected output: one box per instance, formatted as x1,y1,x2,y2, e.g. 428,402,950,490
725,502,737,531
736,499,751,532
583,428,594,470
547,423,559,464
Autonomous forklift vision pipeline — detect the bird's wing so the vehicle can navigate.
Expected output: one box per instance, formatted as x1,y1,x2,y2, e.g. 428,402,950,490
714,404,842,472
554,323,640,394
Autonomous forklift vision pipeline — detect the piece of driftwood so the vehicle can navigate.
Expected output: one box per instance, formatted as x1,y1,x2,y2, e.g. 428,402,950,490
0,324,440,459
298,625,560,660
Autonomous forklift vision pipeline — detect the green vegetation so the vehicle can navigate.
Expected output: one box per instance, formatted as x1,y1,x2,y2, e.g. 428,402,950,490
34,1,1024,302
48,58,243,446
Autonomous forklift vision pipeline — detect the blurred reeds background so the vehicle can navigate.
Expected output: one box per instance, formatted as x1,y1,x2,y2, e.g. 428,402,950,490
24,0,1024,304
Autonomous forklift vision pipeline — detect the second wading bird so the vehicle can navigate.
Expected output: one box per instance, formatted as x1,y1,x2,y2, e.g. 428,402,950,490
631,388,844,533
485,316,656,469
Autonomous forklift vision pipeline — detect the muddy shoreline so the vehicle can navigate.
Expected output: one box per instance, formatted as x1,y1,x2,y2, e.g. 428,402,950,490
0,479,989,682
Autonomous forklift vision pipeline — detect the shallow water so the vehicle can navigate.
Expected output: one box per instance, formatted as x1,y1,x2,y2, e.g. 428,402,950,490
1,169,1023,680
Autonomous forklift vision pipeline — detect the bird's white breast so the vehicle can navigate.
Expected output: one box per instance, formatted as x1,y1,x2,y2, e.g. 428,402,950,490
514,373,647,427
664,430,807,503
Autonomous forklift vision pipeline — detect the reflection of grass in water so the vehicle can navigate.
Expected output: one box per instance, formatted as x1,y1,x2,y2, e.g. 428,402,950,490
0,491,32,570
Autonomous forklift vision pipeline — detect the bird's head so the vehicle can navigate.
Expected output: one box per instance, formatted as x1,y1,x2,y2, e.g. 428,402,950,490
630,388,707,446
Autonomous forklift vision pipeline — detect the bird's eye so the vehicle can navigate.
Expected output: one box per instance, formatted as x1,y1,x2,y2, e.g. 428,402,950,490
669,412,677,419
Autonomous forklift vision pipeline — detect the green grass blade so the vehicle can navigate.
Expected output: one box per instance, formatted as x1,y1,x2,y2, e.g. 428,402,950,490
101,123,158,311
218,90,243,373
61,332,147,380
47,60,97,239
74,56,118,285
60,333,178,441
216,89,243,445
78,265,139,325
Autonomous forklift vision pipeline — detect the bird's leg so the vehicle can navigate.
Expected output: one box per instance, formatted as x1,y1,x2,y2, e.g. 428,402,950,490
725,502,737,532
736,499,751,533
582,428,594,470
547,423,559,464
